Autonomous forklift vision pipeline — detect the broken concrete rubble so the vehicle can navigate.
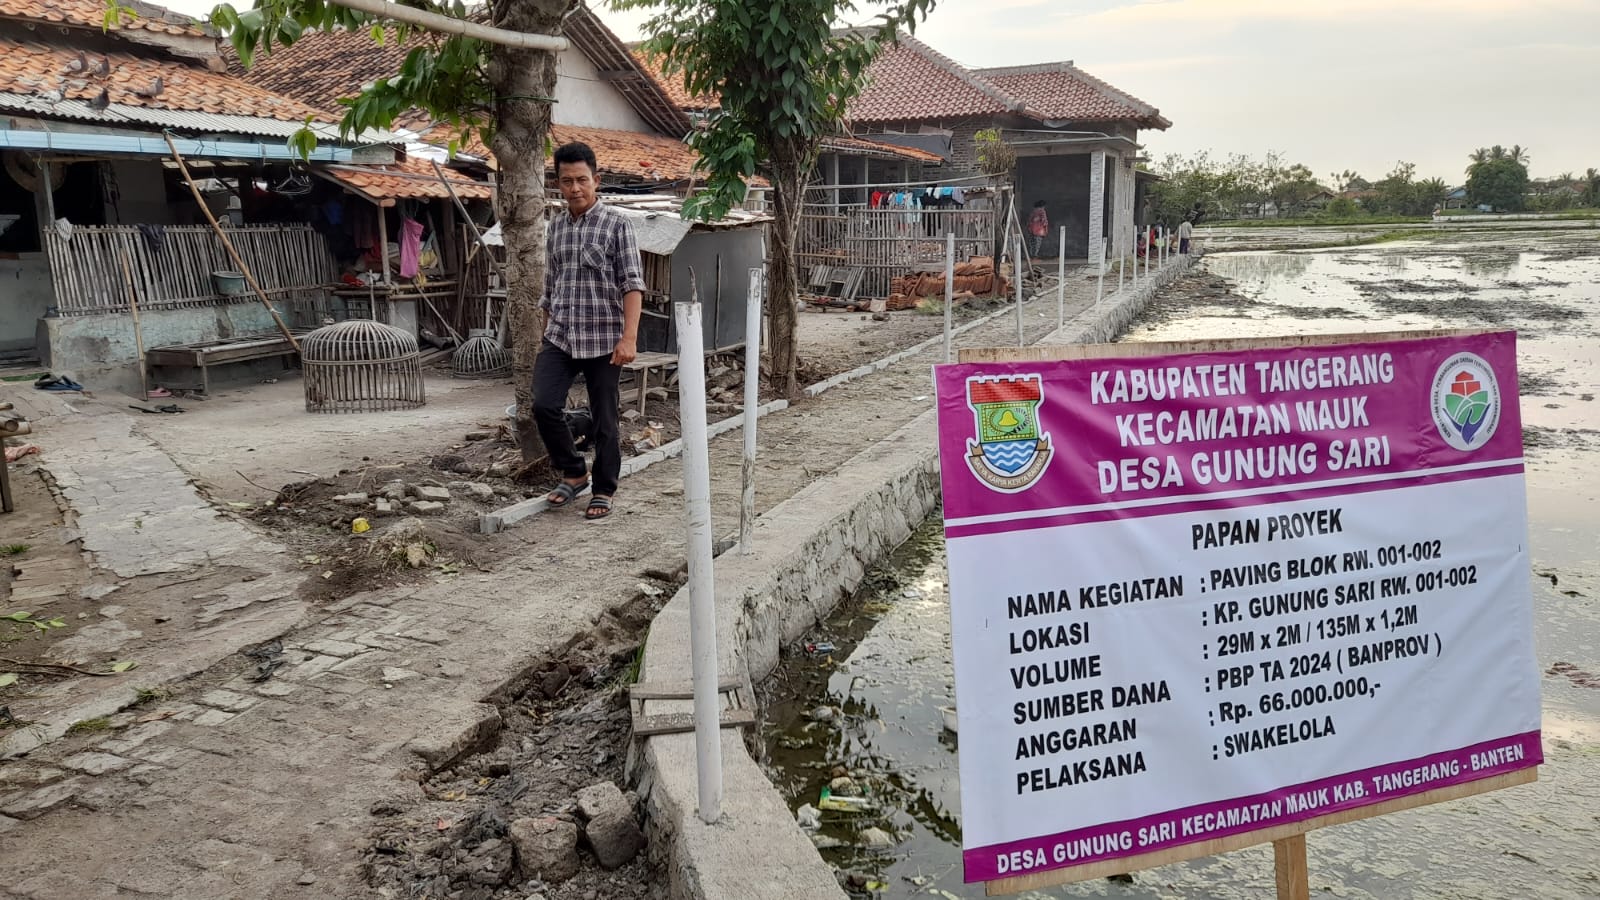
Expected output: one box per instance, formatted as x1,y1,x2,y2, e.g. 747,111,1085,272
509,816,580,883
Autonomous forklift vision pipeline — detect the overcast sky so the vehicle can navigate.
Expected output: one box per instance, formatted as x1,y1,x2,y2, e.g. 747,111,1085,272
173,0,1600,185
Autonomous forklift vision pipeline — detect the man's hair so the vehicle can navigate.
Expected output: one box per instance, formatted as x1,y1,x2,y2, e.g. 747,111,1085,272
1033,199,1047,208
553,142,598,175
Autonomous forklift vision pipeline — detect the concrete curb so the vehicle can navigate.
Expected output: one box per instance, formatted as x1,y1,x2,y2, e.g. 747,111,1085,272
629,257,1191,898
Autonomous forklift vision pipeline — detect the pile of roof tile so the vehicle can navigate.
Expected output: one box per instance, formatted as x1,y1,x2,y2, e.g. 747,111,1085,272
886,257,1009,310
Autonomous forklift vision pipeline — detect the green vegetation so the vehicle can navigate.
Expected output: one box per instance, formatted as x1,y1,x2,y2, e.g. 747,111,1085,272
66,717,112,735
1465,146,1531,212
617,0,937,396
1149,145,1598,226
132,687,170,707
0,544,29,556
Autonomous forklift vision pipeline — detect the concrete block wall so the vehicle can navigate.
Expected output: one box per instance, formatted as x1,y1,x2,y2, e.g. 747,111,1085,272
38,301,294,394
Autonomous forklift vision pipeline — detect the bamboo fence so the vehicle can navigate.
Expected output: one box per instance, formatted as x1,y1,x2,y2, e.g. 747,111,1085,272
44,224,336,316
797,204,997,300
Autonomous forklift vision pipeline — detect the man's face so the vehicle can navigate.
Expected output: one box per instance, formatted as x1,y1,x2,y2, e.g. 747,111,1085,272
558,160,598,216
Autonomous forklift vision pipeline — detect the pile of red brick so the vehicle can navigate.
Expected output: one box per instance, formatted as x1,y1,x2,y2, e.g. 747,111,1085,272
886,256,1009,310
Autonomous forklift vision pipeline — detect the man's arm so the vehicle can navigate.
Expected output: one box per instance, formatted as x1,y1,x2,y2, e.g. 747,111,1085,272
613,289,642,366
611,217,647,366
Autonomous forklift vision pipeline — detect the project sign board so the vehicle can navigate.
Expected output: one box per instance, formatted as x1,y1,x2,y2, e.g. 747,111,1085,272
933,331,1540,887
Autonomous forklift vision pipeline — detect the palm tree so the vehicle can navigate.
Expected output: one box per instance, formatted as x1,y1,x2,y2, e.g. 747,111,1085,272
1508,144,1531,166
1466,148,1489,174
1582,168,1600,208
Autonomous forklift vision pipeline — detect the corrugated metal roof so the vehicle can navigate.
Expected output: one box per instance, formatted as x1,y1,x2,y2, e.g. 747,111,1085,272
0,94,400,144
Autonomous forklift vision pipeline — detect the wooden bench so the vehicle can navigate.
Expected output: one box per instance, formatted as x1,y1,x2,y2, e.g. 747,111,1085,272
624,351,677,417
146,335,300,395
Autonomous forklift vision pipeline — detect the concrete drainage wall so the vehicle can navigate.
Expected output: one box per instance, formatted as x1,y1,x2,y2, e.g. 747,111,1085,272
628,256,1190,899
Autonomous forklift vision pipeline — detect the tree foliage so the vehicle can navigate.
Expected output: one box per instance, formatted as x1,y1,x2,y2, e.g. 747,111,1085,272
617,0,936,396
211,0,498,154
1466,157,1530,212
1366,162,1446,216
974,128,1016,178
619,0,932,223
214,0,576,463
1146,151,1332,223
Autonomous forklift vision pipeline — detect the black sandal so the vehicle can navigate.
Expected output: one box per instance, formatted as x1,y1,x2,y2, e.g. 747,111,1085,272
547,480,588,508
585,496,613,521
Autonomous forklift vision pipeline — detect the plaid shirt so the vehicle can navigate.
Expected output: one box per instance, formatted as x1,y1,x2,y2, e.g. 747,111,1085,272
542,201,646,359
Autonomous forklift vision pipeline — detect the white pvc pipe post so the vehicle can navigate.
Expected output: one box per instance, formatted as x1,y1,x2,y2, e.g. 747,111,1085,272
674,299,722,825
1118,248,1125,295
739,266,763,555
943,232,954,363
1144,227,1151,280
1014,231,1025,347
1096,241,1106,306
1056,226,1066,330
1131,226,1139,291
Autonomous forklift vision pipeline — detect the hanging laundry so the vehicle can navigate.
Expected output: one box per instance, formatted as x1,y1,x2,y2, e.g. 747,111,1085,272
398,217,425,278
136,224,166,254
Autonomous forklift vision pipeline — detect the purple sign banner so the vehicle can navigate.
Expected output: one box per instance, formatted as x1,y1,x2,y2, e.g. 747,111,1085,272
934,332,1541,885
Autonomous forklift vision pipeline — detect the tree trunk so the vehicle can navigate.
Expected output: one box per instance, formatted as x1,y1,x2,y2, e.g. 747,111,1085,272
764,137,812,399
489,0,574,463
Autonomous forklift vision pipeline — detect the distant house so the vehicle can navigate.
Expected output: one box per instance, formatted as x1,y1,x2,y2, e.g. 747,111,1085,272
847,40,1171,264
1443,186,1468,210
639,32,1173,295
233,4,711,195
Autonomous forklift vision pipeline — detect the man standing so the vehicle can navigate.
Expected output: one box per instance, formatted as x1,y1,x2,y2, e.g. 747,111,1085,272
1178,218,1194,255
535,142,645,521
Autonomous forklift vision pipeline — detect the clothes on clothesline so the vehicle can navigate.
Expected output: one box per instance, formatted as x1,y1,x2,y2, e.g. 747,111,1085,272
398,217,425,279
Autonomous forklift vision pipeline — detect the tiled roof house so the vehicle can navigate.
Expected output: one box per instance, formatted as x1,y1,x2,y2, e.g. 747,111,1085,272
637,29,1172,264
845,34,1170,173
843,34,1172,264
230,5,723,188
0,0,425,378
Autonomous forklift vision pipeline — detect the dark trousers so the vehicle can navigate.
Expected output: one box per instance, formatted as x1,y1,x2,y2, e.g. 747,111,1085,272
533,340,622,496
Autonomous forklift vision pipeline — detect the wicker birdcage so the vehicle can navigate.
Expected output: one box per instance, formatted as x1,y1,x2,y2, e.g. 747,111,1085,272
452,329,511,378
301,320,426,414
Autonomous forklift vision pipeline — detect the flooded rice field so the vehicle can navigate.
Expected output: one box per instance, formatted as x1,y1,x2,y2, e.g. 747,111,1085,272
758,228,1600,899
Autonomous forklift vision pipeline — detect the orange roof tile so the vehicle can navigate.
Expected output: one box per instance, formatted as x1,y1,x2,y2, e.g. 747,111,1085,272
225,28,410,114
548,123,707,183
822,134,944,164
629,49,719,112
977,63,1169,129
848,33,1021,124
321,156,492,202
0,0,207,37
0,37,333,123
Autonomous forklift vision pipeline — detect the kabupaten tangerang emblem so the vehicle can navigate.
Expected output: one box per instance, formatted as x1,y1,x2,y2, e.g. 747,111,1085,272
965,375,1052,492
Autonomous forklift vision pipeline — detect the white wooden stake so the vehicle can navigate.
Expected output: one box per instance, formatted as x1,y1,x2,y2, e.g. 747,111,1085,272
740,267,763,555
675,300,722,824
1014,228,1025,347
1131,227,1139,291
943,232,954,363
1096,242,1106,306
1056,226,1066,330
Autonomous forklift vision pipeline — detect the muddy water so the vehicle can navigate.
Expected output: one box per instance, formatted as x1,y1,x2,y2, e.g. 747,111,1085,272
759,229,1600,899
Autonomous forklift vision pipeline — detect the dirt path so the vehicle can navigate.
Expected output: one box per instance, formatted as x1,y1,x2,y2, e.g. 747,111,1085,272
0,267,1134,899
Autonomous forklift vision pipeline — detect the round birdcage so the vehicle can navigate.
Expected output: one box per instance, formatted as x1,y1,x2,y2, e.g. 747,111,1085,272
452,329,511,379
301,320,426,414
